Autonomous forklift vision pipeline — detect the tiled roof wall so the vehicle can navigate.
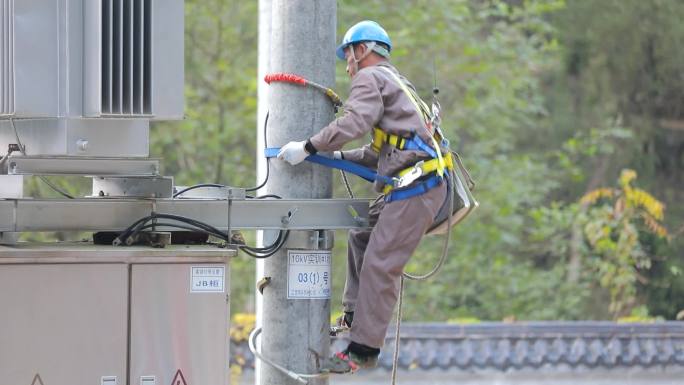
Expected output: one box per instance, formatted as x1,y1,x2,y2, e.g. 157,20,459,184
233,322,684,371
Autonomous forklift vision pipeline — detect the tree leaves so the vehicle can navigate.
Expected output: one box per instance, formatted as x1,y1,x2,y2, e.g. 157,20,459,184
143,0,682,320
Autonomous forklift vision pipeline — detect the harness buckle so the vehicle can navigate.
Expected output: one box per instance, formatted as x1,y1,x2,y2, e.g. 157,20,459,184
396,161,424,188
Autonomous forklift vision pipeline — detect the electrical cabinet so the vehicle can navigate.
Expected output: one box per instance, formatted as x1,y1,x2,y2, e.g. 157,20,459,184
0,244,232,385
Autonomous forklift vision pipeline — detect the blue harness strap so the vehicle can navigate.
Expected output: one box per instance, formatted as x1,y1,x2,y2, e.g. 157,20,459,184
265,147,443,203
385,173,444,203
401,135,439,159
264,147,395,186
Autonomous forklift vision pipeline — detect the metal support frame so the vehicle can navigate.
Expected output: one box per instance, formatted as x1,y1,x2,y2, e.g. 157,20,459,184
173,186,247,200
0,198,370,233
0,243,237,263
6,156,160,176
0,175,23,198
92,177,173,198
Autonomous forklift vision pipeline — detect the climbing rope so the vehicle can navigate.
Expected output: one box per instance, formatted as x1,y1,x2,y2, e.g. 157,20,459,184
391,276,405,385
339,169,355,198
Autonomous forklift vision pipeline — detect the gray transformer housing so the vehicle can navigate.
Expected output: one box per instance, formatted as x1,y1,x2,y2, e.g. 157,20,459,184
0,0,184,157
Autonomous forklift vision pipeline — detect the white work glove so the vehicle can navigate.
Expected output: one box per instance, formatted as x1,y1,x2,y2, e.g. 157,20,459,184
333,151,343,160
277,140,309,166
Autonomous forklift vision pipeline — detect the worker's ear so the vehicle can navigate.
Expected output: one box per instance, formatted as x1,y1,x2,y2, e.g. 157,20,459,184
358,43,368,56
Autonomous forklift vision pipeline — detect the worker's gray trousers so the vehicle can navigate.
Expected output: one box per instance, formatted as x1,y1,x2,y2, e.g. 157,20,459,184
343,182,447,349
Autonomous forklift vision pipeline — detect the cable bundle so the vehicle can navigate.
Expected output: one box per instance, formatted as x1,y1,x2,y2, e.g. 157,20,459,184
112,212,289,259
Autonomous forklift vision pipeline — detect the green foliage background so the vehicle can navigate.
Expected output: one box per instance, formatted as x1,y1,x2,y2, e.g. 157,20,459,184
167,0,684,321
53,0,676,321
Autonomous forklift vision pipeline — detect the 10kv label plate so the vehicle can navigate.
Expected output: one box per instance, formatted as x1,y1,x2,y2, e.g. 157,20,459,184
287,250,331,299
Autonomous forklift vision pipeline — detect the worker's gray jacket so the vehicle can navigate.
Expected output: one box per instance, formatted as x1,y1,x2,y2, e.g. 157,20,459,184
309,62,434,192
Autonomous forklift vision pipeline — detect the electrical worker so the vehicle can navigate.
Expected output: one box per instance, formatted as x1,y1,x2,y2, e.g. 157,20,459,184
277,20,448,373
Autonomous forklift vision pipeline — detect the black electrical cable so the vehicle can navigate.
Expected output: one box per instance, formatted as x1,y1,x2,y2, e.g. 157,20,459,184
10,118,75,199
153,213,228,238
254,194,282,199
133,222,219,235
114,213,228,245
245,110,271,192
39,176,75,199
117,109,289,255
175,111,272,197
123,214,224,245
240,230,290,259
113,211,290,259
241,231,287,253
173,183,226,198
128,222,226,245
241,229,286,252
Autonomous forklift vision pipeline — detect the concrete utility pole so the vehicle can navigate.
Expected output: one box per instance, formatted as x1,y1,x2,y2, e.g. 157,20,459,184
257,1,336,385
255,0,271,384
254,0,273,384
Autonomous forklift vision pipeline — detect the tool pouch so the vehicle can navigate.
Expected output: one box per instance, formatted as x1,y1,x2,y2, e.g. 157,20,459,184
425,151,478,236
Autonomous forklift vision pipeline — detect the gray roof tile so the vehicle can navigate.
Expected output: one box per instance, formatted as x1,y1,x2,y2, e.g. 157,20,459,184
233,321,684,371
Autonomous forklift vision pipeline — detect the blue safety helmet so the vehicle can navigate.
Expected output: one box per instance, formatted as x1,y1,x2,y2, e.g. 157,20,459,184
336,20,392,60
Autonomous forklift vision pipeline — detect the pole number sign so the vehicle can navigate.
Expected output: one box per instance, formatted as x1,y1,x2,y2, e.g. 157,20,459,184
287,250,331,299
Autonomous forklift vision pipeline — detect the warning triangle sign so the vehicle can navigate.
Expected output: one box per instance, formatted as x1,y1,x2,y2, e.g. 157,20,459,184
30,373,45,385
171,369,188,385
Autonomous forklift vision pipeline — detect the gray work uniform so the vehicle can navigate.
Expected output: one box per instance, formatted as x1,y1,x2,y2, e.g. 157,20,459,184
309,62,447,348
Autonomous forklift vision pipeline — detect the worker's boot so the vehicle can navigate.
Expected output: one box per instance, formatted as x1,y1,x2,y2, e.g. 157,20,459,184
330,311,354,335
320,341,379,374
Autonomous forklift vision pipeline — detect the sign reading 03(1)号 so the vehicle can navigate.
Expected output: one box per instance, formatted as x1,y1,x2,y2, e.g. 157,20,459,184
287,250,331,299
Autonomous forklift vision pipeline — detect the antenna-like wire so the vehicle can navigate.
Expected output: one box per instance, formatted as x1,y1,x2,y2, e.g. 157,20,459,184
432,59,439,98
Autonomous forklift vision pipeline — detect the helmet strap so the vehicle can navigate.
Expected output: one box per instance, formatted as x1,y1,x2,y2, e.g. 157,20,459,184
358,41,377,61
371,43,390,58
349,42,379,75
348,44,359,75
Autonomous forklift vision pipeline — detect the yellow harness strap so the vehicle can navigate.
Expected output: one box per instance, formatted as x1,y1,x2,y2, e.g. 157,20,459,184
372,127,407,153
382,152,454,195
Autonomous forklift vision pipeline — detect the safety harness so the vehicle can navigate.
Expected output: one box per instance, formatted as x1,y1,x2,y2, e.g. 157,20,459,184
371,66,453,201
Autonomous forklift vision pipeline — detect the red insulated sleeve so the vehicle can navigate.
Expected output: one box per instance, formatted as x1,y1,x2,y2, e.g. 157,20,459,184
264,73,307,85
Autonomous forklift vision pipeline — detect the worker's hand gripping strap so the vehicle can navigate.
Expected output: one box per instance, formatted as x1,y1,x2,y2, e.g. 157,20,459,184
377,67,447,177
264,147,396,186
